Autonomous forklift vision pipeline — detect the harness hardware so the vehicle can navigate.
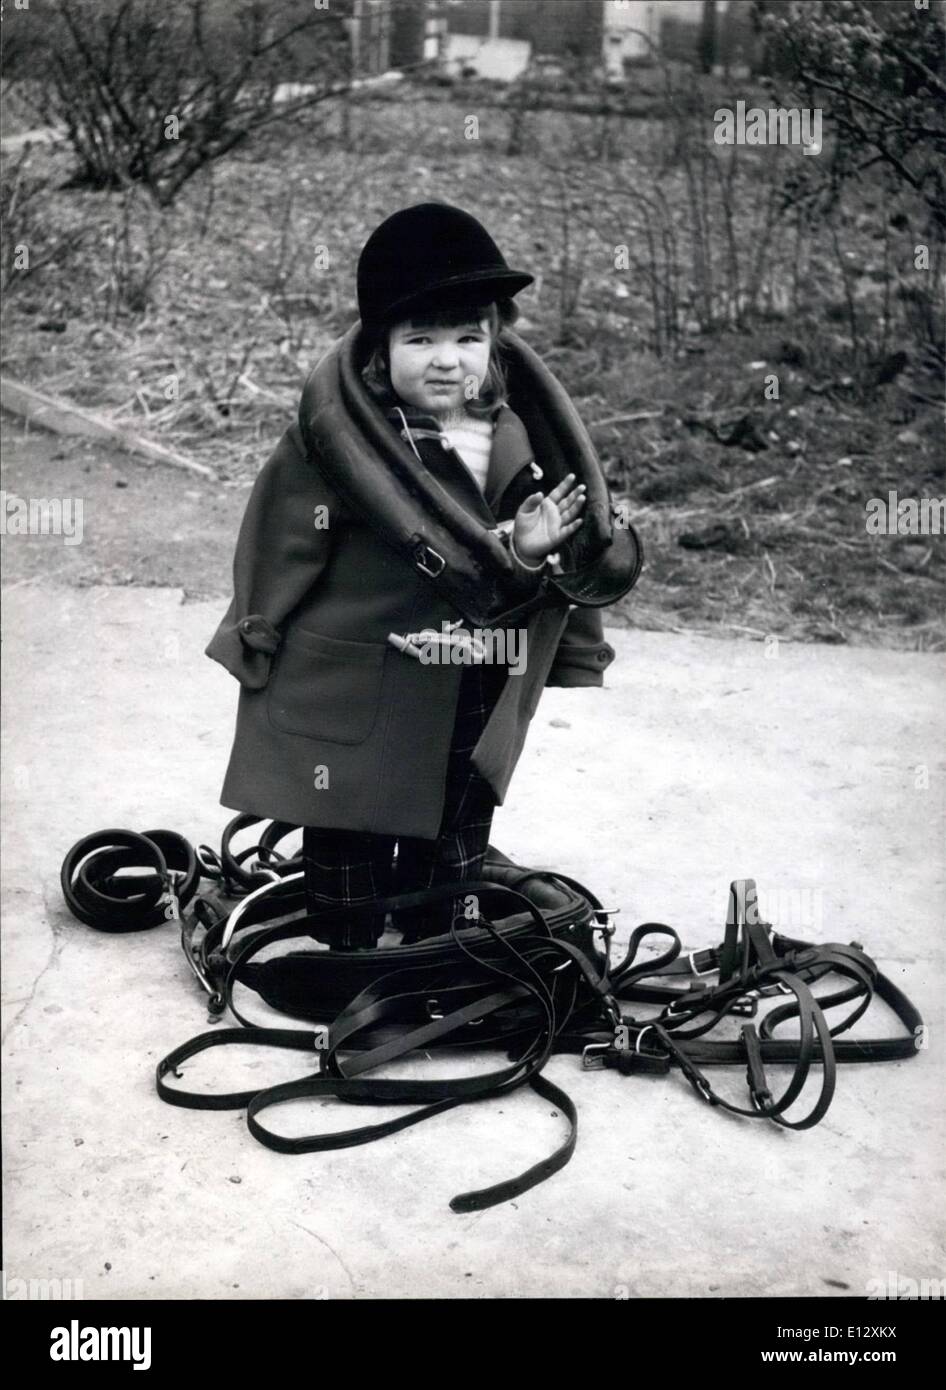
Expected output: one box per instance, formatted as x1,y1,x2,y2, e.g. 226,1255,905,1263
413,544,446,579
581,1043,611,1071
687,950,716,976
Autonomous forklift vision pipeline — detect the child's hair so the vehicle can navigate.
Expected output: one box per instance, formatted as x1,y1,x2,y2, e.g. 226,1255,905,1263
361,296,519,418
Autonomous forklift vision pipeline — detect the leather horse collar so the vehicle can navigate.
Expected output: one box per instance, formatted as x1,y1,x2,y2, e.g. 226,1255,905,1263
298,324,642,625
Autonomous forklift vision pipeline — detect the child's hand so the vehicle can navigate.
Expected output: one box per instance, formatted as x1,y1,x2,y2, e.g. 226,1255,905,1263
513,473,586,564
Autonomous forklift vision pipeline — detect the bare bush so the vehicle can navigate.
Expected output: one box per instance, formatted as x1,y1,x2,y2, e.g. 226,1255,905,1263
758,0,946,385
760,0,946,231
96,182,175,322
1,147,94,296
10,0,354,208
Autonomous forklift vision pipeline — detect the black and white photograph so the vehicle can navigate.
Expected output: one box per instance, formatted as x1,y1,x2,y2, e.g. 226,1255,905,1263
1,0,943,1348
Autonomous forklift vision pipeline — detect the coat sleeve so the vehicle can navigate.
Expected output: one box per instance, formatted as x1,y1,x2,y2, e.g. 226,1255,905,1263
544,604,616,688
205,421,342,689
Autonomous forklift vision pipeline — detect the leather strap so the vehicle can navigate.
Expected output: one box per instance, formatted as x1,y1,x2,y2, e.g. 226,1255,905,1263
60,828,189,932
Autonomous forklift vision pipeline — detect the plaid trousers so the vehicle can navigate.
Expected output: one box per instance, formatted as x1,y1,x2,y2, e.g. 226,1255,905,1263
302,658,508,948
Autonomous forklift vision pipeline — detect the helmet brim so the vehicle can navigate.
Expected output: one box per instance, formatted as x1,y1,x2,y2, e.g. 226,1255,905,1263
372,269,534,331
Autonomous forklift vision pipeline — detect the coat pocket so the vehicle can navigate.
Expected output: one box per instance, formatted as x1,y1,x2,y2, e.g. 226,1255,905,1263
267,627,387,745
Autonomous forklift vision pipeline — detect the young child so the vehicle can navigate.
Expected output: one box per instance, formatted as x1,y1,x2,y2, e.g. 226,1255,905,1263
206,203,620,947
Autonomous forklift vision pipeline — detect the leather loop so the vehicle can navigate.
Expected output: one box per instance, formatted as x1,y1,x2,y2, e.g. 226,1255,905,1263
61,828,194,933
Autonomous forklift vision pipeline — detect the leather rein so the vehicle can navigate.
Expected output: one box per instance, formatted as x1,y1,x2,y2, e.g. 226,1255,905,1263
61,818,923,1213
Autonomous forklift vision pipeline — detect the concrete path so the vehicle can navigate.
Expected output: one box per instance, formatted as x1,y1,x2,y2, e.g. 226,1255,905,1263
3,584,944,1299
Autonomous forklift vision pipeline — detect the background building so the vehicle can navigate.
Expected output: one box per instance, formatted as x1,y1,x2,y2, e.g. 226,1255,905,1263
351,0,761,81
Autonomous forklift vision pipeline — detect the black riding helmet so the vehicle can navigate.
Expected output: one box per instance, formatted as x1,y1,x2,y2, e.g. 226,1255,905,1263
356,202,534,338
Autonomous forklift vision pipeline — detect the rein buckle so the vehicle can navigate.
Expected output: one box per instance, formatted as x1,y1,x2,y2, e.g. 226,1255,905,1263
581,1042,611,1071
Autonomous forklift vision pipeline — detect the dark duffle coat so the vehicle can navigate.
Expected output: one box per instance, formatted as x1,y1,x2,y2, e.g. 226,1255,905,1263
206,339,616,839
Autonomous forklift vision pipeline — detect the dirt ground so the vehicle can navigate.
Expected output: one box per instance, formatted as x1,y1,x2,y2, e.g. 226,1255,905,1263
0,423,243,600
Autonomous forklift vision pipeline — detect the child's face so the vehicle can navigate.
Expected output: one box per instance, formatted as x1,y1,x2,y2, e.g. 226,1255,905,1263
387,316,492,418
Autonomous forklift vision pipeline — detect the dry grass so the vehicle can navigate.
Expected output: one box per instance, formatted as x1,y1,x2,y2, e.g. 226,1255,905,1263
2,87,943,650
